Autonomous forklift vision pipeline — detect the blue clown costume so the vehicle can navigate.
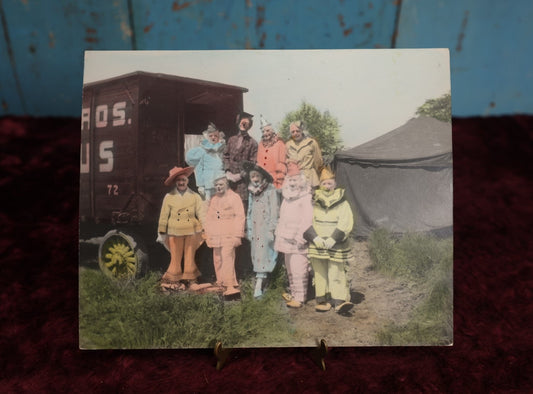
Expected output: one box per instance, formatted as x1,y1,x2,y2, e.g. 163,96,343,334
185,123,226,201
243,161,280,298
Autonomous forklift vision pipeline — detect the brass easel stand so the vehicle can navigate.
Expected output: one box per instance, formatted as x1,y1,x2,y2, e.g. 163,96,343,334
214,341,232,370
310,339,328,370
214,339,328,371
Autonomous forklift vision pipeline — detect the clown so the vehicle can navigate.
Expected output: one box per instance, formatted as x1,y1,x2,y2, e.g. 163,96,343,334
256,115,286,189
204,172,246,298
185,122,226,201
285,120,323,188
274,162,313,308
157,166,207,292
223,111,258,210
243,161,280,298
304,167,355,314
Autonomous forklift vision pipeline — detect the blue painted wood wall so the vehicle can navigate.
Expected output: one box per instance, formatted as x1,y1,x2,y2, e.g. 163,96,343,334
1,0,531,117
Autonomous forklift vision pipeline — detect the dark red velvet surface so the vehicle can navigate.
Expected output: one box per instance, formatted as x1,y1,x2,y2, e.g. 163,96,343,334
1,116,532,392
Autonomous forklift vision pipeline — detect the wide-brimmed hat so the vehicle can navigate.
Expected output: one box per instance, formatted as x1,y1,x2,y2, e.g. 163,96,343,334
164,166,194,186
319,167,335,182
242,161,273,184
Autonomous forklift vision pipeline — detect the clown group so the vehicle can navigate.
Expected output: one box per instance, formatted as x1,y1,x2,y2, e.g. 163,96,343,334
157,112,355,314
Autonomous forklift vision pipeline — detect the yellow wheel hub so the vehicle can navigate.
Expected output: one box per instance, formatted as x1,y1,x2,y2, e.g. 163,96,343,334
99,231,140,280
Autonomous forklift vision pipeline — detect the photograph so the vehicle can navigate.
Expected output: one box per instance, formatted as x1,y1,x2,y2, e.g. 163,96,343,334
78,49,452,349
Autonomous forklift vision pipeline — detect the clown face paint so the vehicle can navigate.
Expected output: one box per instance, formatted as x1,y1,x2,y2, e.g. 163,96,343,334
290,124,304,142
250,170,263,186
214,178,228,196
175,175,189,192
207,131,220,144
320,178,336,192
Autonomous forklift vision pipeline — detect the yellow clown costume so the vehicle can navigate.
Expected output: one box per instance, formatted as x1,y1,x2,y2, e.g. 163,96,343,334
157,166,206,290
304,167,355,313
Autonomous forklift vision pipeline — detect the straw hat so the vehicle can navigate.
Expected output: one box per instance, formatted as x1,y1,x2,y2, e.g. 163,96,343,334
164,166,194,186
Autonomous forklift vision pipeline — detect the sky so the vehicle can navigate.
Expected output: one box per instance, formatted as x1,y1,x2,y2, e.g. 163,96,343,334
84,49,450,148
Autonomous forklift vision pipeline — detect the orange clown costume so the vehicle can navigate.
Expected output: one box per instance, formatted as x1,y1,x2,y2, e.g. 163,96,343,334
204,171,246,297
304,167,355,314
157,166,206,291
256,115,286,189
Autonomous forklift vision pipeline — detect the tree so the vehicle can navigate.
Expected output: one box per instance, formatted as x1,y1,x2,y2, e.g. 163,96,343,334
415,92,451,123
278,101,343,165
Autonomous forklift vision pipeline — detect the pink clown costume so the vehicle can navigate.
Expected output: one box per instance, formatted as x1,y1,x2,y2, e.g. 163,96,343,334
274,162,313,307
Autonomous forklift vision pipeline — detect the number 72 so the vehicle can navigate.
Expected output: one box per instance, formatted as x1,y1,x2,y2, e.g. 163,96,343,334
107,184,119,195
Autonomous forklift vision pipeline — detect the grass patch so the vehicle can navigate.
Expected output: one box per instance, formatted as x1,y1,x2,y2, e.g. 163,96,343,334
79,265,294,349
368,229,453,345
368,229,452,281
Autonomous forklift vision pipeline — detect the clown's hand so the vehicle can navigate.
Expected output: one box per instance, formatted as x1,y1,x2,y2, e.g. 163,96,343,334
296,240,307,249
313,236,326,249
156,233,166,243
197,187,205,198
226,172,242,182
225,171,236,182
324,237,336,249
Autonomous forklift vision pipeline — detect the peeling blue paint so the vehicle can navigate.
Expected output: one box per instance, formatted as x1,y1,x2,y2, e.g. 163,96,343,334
0,0,132,116
396,0,533,117
0,0,531,117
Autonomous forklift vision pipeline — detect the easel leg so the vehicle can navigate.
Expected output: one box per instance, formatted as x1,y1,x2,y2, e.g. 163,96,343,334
214,341,232,370
310,339,328,371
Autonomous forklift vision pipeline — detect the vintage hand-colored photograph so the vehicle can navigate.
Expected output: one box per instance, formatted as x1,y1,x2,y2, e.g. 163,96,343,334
79,49,452,349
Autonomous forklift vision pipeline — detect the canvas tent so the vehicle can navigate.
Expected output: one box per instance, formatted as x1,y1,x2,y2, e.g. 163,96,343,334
334,116,453,238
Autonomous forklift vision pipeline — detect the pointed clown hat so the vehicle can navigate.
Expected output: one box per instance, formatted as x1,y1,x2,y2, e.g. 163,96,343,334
259,114,272,130
286,161,301,177
203,122,219,134
319,166,335,182
202,122,224,140
164,166,194,186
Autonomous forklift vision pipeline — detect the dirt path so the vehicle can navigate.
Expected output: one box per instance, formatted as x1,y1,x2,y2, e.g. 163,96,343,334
285,240,426,347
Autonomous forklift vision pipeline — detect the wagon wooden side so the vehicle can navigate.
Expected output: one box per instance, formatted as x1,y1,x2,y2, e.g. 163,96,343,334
79,71,247,280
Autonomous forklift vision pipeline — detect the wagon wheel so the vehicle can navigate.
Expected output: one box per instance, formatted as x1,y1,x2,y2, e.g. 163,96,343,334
98,230,146,280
